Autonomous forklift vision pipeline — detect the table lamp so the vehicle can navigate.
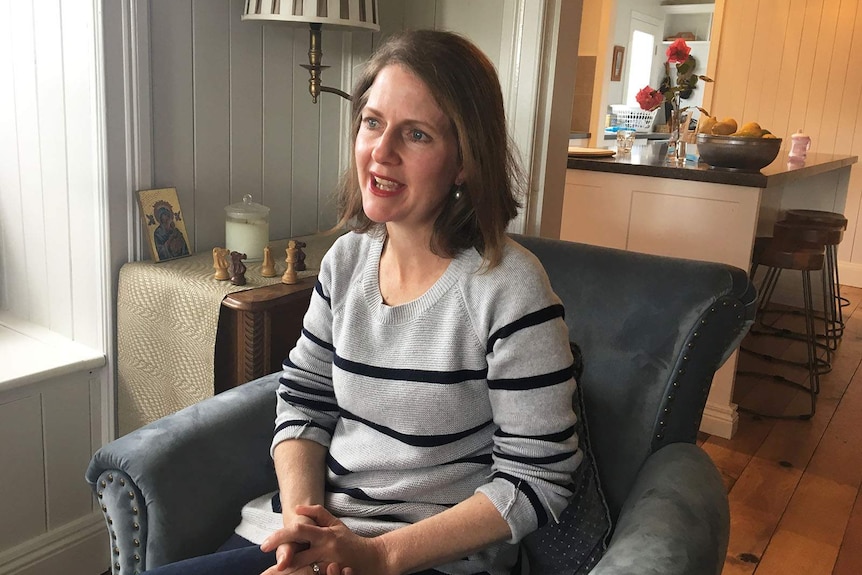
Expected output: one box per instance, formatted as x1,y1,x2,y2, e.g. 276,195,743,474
242,0,380,103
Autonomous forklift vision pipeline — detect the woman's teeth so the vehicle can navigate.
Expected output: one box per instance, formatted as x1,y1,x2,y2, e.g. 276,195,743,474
374,176,400,191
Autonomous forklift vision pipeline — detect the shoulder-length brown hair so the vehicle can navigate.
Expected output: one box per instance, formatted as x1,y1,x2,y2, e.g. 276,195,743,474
336,30,525,269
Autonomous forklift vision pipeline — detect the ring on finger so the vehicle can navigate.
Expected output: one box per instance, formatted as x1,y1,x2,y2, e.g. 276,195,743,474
311,563,321,574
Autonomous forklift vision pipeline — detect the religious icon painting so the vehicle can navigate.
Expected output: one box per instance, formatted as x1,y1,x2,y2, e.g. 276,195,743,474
136,187,193,262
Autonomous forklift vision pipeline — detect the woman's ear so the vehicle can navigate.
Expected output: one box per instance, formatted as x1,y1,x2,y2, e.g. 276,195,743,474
455,167,466,187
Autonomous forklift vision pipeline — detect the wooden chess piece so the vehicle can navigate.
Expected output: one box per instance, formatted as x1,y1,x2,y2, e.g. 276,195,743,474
281,241,298,285
213,247,230,280
261,245,277,277
229,251,247,286
294,240,307,271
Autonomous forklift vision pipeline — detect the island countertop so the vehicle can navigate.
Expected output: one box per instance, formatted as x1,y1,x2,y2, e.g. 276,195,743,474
567,142,857,188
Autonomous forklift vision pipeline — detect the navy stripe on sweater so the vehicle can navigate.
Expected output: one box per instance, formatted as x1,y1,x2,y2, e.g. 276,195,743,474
495,424,576,442
334,354,487,384
327,453,352,476
488,364,573,391
493,449,577,466
281,358,332,382
314,279,331,306
486,304,565,353
327,483,406,505
302,327,335,352
274,419,333,436
492,471,548,527
278,391,339,413
340,407,494,447
279,377,336,398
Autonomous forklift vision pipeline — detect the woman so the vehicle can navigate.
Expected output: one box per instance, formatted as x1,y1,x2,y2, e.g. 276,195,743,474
145,29,580,575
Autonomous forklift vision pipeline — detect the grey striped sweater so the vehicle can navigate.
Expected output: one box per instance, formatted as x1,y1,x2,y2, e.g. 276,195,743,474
236,232,582,575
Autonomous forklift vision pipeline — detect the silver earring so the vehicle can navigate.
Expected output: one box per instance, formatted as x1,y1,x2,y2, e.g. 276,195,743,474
453,185,463,200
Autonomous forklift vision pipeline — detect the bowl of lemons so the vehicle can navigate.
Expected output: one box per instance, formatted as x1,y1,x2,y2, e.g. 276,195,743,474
696,116,782,172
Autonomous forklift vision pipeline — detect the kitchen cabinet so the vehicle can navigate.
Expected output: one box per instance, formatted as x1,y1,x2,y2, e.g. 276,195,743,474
662,3,714,43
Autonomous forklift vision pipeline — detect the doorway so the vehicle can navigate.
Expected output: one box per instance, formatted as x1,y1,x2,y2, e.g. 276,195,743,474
623,12,661,107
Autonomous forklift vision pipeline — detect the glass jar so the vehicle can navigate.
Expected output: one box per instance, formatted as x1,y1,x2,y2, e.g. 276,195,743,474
225,194,270,262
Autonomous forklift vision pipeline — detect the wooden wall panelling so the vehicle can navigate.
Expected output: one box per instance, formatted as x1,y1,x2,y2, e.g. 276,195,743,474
814,0,856,157
796,0,840,154
61,0,102,348
0,394,45,551
712,0,759,123
229,0,265,231
150,0,196,251
832,3,862,158
318,30,349,233
34,0,72,338
290,30,323,237
742,0,789,136
193,0,231,252
42,375,94,529
712,0,862,288
263,23,296,241
10,0,49,327
776,0,818,147
846,8,862,268
0,0,20,313
769,0,803,149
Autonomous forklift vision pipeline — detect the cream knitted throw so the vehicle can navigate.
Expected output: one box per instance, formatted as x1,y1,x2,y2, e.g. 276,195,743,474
117,234,337,436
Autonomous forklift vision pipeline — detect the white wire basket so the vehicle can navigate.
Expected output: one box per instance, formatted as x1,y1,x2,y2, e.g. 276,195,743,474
610,105,659,133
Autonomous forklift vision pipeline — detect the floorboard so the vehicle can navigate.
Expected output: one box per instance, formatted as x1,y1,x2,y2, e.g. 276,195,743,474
703,285,862,574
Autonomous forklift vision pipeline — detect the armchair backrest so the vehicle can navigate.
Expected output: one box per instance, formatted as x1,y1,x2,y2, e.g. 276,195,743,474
513,236,755,520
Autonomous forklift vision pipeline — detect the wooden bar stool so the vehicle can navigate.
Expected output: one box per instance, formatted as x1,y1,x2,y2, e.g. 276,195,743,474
780,212,847,345
784,209,849,330
740,235,824,419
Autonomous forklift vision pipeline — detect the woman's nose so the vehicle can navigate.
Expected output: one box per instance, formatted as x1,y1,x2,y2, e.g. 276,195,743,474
371,129,399,164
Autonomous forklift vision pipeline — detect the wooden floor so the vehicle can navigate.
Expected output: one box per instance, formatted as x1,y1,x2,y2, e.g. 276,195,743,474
698,284,862,574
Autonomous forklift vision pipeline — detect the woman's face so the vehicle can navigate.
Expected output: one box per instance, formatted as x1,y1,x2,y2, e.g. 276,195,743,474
355,64,463,234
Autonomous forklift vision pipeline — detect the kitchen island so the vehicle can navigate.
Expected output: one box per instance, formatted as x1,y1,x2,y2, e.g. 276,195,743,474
563,143,857,439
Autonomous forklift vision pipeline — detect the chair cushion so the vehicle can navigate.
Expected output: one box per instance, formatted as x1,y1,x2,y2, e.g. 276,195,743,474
521,342,612,574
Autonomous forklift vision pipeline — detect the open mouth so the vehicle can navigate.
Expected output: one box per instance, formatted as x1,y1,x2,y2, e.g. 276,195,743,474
370,174,405,197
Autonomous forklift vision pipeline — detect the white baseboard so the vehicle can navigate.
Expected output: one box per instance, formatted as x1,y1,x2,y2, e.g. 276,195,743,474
838,260,862,289
0,512,109,575
700,400,738,439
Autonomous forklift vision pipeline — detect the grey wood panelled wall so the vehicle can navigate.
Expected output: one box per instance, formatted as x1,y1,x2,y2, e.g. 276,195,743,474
147,0,372,254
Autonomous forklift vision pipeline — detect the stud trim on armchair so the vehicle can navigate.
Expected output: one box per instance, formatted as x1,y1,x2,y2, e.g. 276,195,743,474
96,470,147,575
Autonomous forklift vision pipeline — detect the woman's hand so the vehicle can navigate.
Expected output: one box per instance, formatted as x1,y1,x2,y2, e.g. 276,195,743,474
270,504,393,575
259,513,341,575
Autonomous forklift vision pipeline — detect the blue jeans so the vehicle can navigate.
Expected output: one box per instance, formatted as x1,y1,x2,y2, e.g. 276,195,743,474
141,534,275,575
140,534,452,575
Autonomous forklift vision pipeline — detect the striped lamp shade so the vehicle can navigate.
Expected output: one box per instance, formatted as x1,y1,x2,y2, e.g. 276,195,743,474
242,0,379,32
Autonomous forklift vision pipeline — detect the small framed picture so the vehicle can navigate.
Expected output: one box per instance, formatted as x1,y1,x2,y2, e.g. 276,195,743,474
611,45,625,82
137,187,192,262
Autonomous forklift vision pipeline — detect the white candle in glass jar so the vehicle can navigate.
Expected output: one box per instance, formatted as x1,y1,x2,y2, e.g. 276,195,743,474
225,194,270,262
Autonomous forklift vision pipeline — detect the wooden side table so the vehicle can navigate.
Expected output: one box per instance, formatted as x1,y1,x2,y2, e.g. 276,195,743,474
214,276,315,393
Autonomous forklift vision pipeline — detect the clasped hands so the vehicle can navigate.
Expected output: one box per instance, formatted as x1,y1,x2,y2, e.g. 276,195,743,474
260,504,392,575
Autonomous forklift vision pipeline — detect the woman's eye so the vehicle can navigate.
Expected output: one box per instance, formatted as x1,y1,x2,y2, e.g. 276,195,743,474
363,117,380,129
409,129,429,142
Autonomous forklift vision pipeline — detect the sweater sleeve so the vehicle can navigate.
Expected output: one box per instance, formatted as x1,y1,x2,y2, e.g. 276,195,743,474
270,244,340,456
472,247,582,543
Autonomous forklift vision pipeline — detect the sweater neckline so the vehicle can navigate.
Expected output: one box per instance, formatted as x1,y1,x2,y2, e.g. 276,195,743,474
362,235,476,324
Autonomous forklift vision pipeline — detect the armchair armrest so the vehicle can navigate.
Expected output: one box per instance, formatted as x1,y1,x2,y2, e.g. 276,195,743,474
86,373,281,573
590,443,729,575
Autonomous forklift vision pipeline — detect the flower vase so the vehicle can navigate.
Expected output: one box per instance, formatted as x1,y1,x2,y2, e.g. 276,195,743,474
668,99,686,164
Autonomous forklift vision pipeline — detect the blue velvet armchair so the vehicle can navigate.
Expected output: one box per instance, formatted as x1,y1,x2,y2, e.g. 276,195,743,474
87,235,755,575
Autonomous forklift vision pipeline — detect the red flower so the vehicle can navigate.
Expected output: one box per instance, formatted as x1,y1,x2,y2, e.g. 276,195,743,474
666,38,691,64
635,85,664,111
